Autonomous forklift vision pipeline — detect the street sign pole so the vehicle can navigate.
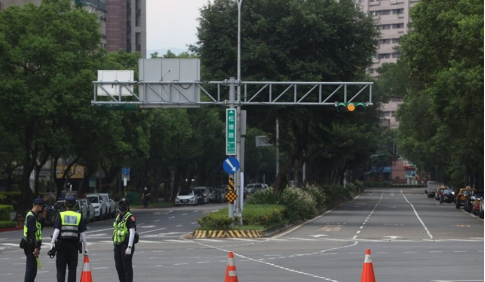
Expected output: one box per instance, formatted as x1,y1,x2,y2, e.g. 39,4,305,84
228,79,236,218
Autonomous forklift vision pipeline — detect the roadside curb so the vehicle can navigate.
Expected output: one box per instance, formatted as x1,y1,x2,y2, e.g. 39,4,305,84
191,229,264,238
0,226,22,233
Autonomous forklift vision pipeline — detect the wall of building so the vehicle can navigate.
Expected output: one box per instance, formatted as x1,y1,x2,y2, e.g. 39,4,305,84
358,0,419,74
0,0,145,58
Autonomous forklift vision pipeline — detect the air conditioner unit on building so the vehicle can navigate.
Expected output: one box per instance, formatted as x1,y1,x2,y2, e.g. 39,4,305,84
390,0,397,4
372,12,378,16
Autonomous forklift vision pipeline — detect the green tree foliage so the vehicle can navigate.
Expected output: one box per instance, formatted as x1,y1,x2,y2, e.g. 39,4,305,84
0,0,105,211
190,0,381,190
394,0,483,187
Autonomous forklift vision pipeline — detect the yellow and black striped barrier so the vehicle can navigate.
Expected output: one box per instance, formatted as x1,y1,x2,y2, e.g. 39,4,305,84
192,230,264,238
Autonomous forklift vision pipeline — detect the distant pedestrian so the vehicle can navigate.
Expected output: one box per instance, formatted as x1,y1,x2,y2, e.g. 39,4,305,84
113,198,137,282
23,198,46,282
142,187,150,209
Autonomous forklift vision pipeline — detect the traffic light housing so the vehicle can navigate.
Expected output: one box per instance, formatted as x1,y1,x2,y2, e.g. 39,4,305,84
336,102,367,112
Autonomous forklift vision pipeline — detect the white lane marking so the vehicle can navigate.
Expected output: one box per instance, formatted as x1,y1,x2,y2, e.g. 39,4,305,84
169,216,175,219
353,193,383,240
431,280,484,282
182,213,187,216
137,227,167,235
154,220,160,222
176,225,183,227
272,209,333,238
195,240,358,282
140,225,156,228
402,193,434,240
191,222,198,224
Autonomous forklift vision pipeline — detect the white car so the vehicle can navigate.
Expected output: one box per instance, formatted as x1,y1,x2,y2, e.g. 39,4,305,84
86,193,109,220
245,183,269,195
98,193,116,218
193,187,210,204
175,191,198,206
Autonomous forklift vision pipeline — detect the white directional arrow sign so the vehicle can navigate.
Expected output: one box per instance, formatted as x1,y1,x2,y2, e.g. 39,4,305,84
225,159,236,172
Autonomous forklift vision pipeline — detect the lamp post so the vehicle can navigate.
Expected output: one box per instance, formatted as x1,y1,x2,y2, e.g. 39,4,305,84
235,0,243,223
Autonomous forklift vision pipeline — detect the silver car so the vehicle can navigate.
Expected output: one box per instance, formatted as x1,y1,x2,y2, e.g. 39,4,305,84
52,199,89,225
175,191,198,206
245,183,269,195
193,187,210,204
79,198,95,223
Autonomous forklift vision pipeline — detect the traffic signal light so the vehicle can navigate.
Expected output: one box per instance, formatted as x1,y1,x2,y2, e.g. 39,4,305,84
336,102,366,112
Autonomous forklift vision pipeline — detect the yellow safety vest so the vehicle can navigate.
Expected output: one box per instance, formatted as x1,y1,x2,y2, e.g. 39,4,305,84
23,211,42,243
59,210,81,240
113,212,132,244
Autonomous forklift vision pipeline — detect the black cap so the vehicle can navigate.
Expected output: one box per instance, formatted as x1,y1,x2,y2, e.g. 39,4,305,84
33,198,44,205
119,198,130,205
65,195,76,205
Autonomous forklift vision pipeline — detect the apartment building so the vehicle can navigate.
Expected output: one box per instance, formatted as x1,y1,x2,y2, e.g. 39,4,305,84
0,0,146,58
358,0,420,129
358,0,419,74
106,0,146,58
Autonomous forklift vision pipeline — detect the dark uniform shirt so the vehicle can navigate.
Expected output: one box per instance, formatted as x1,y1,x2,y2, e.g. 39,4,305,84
125,213,136,231
26,213,42,248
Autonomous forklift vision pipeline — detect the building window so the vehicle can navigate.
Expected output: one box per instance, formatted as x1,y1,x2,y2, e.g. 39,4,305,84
135,32,141,52
392,38,400,44
392,23,404,29
379,39,391,44
393,9,404,15
135,0,140,26
392,53,401,58
378,24,391,30
378,53,391,59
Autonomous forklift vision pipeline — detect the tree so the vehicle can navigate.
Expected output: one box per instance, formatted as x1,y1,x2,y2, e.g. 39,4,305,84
191,0,381,191
396,0,483,188
0,0,104,212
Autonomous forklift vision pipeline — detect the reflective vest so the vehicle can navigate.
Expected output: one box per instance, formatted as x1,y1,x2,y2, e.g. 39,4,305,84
113,212,132,244
23,211,42,243
59,210,81,240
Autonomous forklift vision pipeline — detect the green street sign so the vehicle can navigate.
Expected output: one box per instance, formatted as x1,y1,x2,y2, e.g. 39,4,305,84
226,109,237,155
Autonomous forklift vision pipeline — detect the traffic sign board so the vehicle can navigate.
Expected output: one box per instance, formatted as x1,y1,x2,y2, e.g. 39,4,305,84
223,157,240,174
225,190,238,203
226,109,236,155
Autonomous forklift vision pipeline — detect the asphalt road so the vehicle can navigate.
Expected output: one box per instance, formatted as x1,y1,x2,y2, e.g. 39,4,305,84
0,188,483,282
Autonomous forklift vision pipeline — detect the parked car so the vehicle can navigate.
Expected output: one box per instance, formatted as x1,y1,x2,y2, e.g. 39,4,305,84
86,193,109,220
245,183,269,196
426,181,443,198
78,198,95,223
193,187,210,204
193,189,206,204
435,186,449,201
51,198,89,225
439,188,455,204
175,190,198,206
99,193,116,218
477,197,484,219
205,187,216,202
465,191,483,213
214,186,229,203
455,187,476,209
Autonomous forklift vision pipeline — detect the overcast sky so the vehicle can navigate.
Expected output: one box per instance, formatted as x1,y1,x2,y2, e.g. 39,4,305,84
146,0,206,57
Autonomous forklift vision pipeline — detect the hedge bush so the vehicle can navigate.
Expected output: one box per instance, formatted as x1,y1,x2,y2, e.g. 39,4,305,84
0,205,13,221
241,204,285,227
197,205,286,230
197,210,233,230
0,221,16,228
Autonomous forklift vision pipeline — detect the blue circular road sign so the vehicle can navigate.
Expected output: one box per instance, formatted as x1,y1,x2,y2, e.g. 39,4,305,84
223,157,240,174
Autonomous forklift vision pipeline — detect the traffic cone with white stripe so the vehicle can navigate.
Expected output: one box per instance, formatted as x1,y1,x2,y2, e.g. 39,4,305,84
360,249,376,282
80,255,93,282
224,251,238,282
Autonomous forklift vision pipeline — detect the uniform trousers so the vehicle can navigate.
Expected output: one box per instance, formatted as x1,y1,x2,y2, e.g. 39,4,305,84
56,241,79,282
114,241,135,282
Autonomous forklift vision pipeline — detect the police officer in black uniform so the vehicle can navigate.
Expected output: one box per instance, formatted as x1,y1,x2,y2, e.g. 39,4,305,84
49,195,88,282
23,198,46,282
113,198,136,282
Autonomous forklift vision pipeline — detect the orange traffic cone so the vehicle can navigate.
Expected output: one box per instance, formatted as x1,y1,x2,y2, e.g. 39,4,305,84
224,251,238,282
80,255,93,282
360,249,376,282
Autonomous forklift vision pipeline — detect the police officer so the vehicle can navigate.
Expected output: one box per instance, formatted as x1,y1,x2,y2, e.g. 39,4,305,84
113,198,136,282
49,195,88,282
24,198,46,282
